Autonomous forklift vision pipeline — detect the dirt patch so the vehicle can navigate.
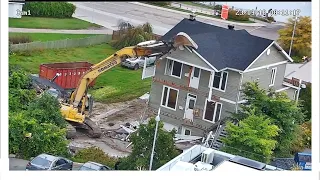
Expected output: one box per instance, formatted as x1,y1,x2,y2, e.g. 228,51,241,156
90,99,154,132
69,98,156,158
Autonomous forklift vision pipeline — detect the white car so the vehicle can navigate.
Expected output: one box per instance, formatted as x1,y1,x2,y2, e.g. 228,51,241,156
121,56,156,70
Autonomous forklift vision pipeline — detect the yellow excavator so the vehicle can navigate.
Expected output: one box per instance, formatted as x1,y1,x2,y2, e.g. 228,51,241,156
60,32,197,138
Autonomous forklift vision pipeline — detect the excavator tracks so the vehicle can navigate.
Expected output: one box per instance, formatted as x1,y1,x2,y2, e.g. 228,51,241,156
84,118,102,138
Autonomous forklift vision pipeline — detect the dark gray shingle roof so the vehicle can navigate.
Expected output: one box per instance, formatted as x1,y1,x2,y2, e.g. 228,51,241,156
161,18,274,71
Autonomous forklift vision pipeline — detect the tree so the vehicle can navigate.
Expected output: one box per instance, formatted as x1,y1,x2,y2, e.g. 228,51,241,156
234,82,305,157
214,5,222,11
118,118,179,170
9,69,36,112
9,112,69,159
221,109,279,163
25,93,66,128
291,121,311,154
112,22,154,49
278,16,311,62
299,84,311,120
72,147,118,168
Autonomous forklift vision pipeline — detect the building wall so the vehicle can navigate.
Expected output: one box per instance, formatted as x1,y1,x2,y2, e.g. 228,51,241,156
168,48,214,71
247,44,286,69
149,57,237,136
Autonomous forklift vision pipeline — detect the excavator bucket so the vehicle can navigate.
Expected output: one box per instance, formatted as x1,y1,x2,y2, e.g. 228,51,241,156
173,32,198,49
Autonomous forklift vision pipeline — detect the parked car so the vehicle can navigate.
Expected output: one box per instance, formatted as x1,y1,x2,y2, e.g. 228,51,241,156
121,56,156,70
26,154,73,171
79,161,112,171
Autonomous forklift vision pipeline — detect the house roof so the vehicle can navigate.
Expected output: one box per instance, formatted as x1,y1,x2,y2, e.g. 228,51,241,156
161,18,274,71
285,61,312,83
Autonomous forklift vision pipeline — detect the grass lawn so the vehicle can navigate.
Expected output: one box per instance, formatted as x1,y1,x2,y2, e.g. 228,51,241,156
9,17,102,30
9,33,100,42
9,43,152,103
181,2,214,10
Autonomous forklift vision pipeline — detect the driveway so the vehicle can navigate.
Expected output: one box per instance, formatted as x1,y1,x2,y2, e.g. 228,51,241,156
71,2,283,40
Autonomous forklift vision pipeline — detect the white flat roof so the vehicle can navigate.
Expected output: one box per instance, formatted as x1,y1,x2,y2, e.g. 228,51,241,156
214,161,258,172
170,161,195,171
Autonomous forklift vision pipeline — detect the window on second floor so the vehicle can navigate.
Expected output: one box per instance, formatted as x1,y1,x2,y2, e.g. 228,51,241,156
161,85,179,110
269,67,277,87
210,71,228,91
165,59,183,78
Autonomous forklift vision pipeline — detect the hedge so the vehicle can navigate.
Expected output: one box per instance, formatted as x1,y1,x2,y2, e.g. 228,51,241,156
228,10,250,21
23,2,76,18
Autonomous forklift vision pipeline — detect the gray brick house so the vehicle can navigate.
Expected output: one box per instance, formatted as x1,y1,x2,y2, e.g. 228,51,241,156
147,18,296,137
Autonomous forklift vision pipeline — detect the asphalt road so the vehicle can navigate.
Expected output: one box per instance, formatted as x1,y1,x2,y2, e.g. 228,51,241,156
9,158,83,171
72,2,283,40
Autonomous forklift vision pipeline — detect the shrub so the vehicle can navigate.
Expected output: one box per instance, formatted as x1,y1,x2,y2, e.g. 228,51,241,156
228,10,250,21
23,2,76,18
9,113,69,159
72,147,118,168
146,2,170,7
9,35,32,44
25,93,66,128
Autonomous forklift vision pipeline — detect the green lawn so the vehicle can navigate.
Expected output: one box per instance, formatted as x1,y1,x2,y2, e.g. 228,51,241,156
9,43,152,103
9,33,100,42
9,17,102,30
181,2,214,10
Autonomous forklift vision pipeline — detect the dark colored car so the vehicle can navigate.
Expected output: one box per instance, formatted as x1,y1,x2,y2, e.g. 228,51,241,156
26,154,73,171
79,161,112,171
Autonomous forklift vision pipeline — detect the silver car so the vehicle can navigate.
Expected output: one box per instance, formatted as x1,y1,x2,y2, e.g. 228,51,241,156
26,154,73,171
121,56,156,70
79,161,112,171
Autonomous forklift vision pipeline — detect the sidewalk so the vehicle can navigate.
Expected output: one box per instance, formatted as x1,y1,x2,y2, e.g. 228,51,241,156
9,28,113,34
128,2,265,27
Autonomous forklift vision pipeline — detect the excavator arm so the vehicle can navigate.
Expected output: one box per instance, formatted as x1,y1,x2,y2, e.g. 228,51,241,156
70,33,198,108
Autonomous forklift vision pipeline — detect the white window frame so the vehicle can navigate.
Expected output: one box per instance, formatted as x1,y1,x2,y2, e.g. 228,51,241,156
182,127,192,136
209,71,229,92
202,99,223,123
165,59,183,79
160,85,179,111
269,67,277,87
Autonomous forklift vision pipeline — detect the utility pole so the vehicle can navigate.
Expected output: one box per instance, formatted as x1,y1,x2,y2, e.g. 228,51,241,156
289,15,298,57
149,108,161,171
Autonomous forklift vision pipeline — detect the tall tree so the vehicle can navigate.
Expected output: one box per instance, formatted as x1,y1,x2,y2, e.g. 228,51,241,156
232,82,305,157
299,84,311,120
118,118,179,170
112,22,154,49
222,109,279,163
277,16,311,62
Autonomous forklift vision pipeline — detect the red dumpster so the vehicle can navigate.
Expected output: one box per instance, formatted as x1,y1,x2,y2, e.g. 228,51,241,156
39,62,96,90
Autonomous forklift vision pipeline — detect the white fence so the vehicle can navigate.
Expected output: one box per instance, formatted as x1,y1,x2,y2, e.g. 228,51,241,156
10,35,111,52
